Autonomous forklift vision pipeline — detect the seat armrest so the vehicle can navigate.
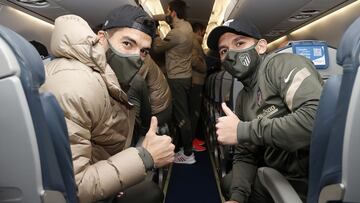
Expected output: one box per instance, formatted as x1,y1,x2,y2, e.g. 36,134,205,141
257,167,302,203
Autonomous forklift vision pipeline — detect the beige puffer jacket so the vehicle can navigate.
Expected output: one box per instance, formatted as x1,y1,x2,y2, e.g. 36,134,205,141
138,55,171,114
40,15,146,203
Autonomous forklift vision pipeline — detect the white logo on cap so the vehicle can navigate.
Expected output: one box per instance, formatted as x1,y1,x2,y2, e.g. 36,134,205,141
223,19,234,27
104,20,109,27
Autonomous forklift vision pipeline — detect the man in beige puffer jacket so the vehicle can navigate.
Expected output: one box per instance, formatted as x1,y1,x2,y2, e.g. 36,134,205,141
41,5,174,203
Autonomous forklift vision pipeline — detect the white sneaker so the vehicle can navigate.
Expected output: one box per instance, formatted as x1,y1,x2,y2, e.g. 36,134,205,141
176,148,184,155
174,152,196,164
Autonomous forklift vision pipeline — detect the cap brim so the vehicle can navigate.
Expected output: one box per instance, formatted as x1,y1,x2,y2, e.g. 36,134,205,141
207,26,238,51
207,26,255,51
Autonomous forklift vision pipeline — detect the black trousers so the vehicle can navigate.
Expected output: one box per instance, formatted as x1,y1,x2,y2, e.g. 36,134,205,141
168,78,193,156
221,171,307,203
99,180,163,203
190,84,204,140
154,103,172,127
221,171,274,203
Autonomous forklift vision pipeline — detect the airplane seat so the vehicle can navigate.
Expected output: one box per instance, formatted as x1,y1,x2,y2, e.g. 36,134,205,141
207,72,218,151
220,71,233,104
205,73,216,111
228,78,243,111
216,76,243,178
211,71,226,174
209,71,223,165
275,40,343,80
307,76,342,203
256,16,360,203
40,93,78,203
320,15,360,203
0,25,76,202
214,71,224,117
202,73,215,151
217,71,235,177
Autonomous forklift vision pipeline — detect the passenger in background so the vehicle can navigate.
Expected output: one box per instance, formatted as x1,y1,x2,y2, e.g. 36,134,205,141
207,18,323,203
29,40,49,59
190,22,207,152
150,21,167,75
153,0,195,164
41,5,175,203
138,55,172,133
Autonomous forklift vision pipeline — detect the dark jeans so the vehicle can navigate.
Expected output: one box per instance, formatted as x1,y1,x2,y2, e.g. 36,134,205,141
168,78,192,156
190,84,204,140
154,104,172,127
98,180,163,203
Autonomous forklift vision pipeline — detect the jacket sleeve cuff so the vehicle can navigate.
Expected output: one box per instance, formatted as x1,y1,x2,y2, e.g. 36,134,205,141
136,147,155,171
237,121,251,144
107,147,146,189
230,192,247,203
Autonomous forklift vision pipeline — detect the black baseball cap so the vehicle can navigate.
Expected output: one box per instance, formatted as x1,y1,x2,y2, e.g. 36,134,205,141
102,4,156,38
207,18,262,51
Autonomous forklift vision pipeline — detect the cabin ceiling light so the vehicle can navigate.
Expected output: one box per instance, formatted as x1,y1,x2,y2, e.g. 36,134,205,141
8,5,54,28
291,0,360,37
202,0,235,50
269,0,360,48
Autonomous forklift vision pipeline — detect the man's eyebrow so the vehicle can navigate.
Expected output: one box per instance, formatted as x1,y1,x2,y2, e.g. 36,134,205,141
233,36,246,43
218,45,227,51
121,36,137,45
121,36,151,50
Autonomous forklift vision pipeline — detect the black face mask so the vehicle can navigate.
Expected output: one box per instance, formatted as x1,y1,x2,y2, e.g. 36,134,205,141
222,44,260,80
165,15,173,26
105,40,143,89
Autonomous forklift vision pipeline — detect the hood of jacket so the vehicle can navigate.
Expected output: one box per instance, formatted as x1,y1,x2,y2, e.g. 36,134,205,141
50,15,130,104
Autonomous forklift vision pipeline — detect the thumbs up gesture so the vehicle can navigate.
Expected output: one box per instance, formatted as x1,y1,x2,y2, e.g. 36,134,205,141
215,103,240,145
142,117,175,168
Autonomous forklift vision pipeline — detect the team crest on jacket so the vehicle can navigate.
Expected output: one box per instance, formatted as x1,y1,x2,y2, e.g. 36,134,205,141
239,53,251,67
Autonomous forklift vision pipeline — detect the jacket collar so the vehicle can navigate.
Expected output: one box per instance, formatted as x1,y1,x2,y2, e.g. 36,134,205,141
194,33,203,44
172,17,185,28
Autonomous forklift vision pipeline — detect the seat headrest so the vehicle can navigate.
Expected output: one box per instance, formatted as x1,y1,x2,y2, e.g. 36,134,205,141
336,17,360,68
0,25,45,88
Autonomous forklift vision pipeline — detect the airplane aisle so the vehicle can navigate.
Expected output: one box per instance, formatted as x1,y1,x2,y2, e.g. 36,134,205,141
164,151,222,203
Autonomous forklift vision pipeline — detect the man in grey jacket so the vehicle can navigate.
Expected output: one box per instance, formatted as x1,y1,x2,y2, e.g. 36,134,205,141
153,0,195,164
207,17,323,203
